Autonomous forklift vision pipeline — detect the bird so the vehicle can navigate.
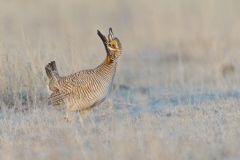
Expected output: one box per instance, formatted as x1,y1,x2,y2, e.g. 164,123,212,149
45,28,122,123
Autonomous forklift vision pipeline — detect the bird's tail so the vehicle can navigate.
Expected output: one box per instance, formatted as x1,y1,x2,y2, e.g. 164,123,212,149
45,61,59,79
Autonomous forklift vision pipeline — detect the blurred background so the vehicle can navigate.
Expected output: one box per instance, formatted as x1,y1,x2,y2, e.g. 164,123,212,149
0,0,240,108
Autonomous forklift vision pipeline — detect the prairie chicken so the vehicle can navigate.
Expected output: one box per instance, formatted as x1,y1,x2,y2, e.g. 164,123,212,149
45,28,122,122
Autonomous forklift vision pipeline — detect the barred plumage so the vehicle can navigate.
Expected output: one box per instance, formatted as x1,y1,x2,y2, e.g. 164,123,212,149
45,28,122,122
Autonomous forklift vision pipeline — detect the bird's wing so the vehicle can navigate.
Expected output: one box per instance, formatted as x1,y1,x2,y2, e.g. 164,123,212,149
48,71,93,106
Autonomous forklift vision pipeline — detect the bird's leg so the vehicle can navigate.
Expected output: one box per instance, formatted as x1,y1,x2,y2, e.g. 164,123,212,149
64,107,73,123
79,109,88,127
106,99,113,109
64,112,72,123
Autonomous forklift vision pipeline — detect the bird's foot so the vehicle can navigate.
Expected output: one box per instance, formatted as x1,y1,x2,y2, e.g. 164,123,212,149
64,116,72,123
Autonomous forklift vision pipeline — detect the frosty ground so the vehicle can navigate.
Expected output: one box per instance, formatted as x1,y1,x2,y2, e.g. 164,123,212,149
1,86,240,160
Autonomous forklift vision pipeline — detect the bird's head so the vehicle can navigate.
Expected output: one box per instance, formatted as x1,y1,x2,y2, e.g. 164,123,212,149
97,28,122,64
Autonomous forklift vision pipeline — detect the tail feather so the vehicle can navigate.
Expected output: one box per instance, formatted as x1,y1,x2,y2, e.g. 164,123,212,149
46,61,65,106
45,61,59,79
45,65,52,79
50,61,58,72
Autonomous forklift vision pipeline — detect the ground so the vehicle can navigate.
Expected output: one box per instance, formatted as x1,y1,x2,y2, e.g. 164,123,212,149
1,86,240,160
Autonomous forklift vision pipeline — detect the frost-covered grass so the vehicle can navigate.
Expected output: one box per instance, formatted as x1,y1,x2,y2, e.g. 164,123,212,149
1,0,240,159
1,91,240,160
1,88,240,160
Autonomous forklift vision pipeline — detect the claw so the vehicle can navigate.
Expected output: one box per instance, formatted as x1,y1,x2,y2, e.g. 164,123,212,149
64,114,72,123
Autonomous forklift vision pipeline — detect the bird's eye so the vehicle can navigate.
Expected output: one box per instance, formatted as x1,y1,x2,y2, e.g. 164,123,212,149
109,44,115,48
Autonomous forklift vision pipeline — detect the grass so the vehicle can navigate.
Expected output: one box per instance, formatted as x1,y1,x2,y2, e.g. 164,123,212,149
0,0,240,159
1,96,240,160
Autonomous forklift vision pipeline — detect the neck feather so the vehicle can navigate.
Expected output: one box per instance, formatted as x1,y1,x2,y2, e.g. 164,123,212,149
96,56,117,81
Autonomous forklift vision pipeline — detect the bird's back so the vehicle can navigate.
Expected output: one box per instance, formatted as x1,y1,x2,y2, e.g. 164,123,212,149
49,62,116,111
